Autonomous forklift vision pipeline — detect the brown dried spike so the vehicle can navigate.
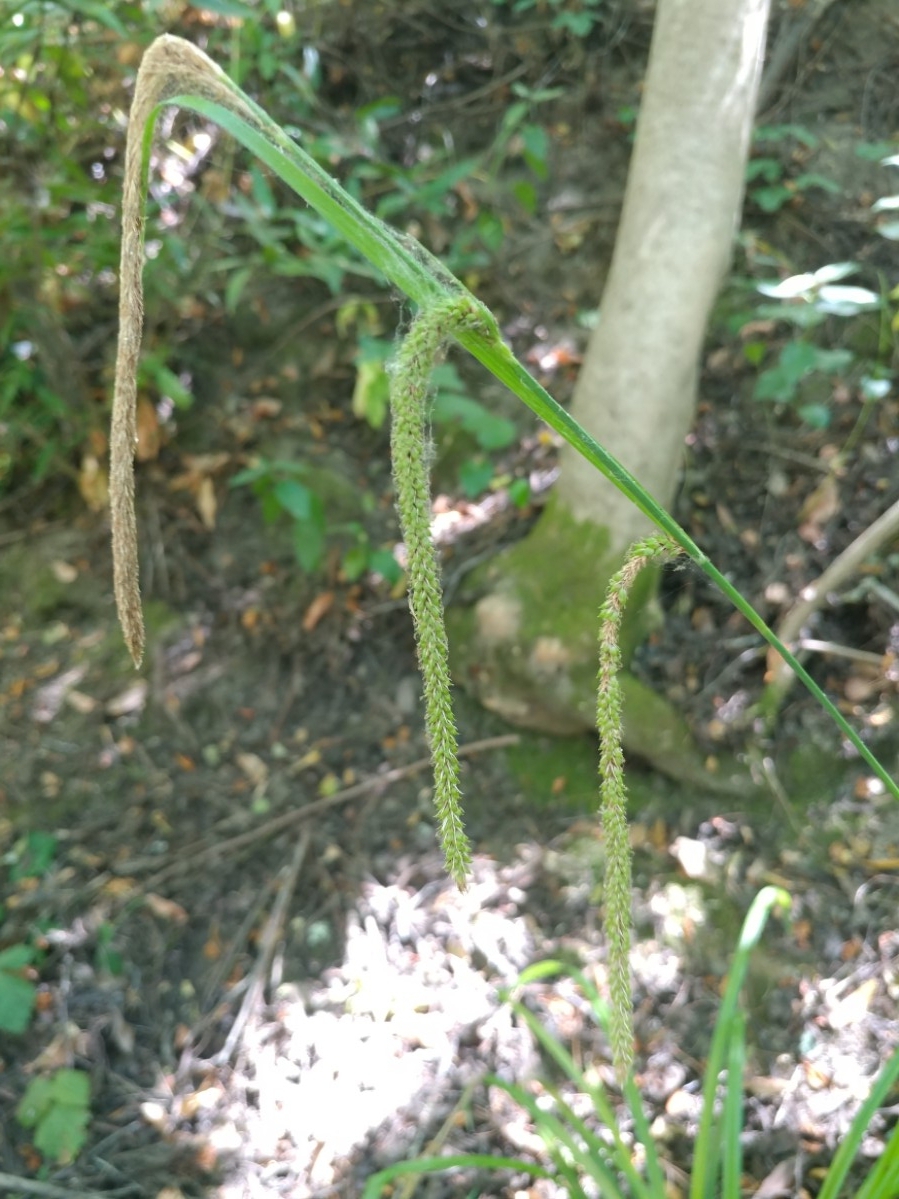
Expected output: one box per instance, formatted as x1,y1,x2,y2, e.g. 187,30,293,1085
111,37,260,666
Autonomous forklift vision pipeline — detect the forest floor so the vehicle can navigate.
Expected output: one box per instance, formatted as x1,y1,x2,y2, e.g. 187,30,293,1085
1,3,899,1197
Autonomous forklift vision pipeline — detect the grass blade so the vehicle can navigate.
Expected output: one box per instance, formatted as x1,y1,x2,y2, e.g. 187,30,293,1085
721,1008,746,1199
689,887,791,1199
816,1044,899,1199
360,1152,552,1199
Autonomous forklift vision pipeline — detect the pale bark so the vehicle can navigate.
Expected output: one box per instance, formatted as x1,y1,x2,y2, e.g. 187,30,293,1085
450,0,773,776
559,0,772,545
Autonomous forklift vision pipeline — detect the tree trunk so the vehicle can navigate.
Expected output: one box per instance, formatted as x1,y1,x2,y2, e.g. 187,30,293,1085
448,0,772,779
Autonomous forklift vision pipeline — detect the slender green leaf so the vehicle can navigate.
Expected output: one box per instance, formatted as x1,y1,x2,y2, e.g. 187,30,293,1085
816,1045,899,1199
690,888,791,1199
360,1153,552,1199
128,56,899,802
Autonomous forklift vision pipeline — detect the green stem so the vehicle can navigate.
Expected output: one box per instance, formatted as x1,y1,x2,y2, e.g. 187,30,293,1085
117,38,897,804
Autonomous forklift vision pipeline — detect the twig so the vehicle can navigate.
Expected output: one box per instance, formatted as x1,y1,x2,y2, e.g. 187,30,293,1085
394,1079,479,1199
0,1175,131,1199
757,0,841,113
213,830,311,1065
767,496,899,700
797,638,884,667
125,734,520,890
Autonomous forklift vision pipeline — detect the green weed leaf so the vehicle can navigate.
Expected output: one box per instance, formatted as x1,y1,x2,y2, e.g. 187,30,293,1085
459,458,495,497
0,945,36,1034
293,512,325,573
17,1070,90,1165
273,479,314,521
432,369,516,450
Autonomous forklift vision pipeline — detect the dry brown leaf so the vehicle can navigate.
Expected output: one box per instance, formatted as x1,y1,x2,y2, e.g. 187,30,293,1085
293,747,322,770
303,590,335,632
105,680,148,717
50,560,78,584
78,453,109,511
798,474,840,542
250,397,282,419
145,893,189,924
236,751,268,786
103,878,137,899
135,395,161,461
745,1075,791,1100
66,690,97,715
203,925,222,961
28,1023,89,1072
196,475,217,529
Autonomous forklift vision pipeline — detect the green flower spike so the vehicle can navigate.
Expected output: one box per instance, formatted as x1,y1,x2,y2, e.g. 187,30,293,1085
597,534,681,1080
389,294,494,890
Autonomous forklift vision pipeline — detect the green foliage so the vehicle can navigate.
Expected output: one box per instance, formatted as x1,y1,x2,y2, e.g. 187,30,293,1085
0,831,57,1033
364,889,899,1199
872,152,899,241
16,1069,91,1165
746,125,840,213
0,324,69,490
736,256,896,429
753,341,855,426
229,457,402,582
0,944,37,1035
0,2,511,495
490,0,607,38
232,459,326,572
9,830,59,882
487,81,561,190
95,30,899,1195
352,344,518,496
431,362,517,451
113,30,897,814
94,922,125,977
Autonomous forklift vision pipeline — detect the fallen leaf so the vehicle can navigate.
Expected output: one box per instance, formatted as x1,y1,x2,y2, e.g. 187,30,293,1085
798,475,840,543
105,680,148,717
77,454,109,511
302,590,334,632
753,1157,799,1198
135,396,162,461
196,476,217,529
745,1075,791,1100
31,666,88,723
805,1064,834,1093
827,978,877,1030
250,397,282,419
103,878,137,898
670,836,716,882
50,560,78,584
27,1023,89,1072
236,752,268,786
203,925,222,960
145,893,189,924
66,690,97,715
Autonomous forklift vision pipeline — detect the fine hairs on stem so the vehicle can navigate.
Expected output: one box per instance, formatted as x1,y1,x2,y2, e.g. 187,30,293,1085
597,534,681,1080
389,295,497,889
112,36,264,668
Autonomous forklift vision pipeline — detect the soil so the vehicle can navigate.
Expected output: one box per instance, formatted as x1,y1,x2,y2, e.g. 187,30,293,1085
2,3,899,1197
